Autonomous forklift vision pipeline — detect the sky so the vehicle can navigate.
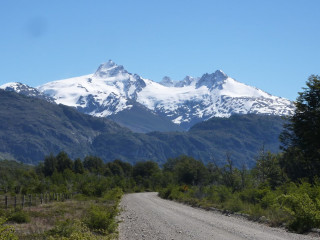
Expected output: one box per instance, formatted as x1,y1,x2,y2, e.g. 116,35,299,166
0,0,319,100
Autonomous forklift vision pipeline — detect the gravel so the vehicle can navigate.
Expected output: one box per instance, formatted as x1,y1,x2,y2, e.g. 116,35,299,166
118,192,319,240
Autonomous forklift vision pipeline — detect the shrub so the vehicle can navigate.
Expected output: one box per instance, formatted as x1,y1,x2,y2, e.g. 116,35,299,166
240,187,269,205
103,187,123,202
84,205,118,234
278,193,320,233
247,204,265,221
48,219,76,238
158,185,185,201
0,217,17,240
215,186,232,203
225,196,243,213
8,210,30,224
158,187,172,199
47,220,104,240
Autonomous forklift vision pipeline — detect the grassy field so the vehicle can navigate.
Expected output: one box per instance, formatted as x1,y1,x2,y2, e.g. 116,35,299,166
0,188,122,240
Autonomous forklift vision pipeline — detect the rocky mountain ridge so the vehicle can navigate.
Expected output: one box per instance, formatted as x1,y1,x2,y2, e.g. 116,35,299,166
1,60,295,130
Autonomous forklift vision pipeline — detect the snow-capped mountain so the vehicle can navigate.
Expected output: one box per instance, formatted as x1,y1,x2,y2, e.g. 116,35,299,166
1,82,55,103
1,60,295,130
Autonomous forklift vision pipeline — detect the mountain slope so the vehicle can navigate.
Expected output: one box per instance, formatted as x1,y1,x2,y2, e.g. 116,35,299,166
0,90,285,167
107,100,183,133
0,89,127,163
31,60,294,130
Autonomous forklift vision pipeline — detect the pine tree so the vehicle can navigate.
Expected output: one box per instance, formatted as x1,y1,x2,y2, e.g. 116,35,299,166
280,75,320,180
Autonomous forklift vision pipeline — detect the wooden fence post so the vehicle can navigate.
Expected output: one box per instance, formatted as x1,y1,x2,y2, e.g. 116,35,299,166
5,196,8,209
22,195,25,208
29,194,32,207
14,196,17,209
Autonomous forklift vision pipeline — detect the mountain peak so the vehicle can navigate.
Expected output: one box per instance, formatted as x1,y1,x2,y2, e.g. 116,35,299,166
174,76,198,87
94,60,127,78
104,59,116,68
196,69,228,89
214,70,228,79
0,82,56,103
160,76,174,87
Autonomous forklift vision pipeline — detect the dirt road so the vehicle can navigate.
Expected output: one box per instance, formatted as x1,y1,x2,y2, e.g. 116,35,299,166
118,192,318,240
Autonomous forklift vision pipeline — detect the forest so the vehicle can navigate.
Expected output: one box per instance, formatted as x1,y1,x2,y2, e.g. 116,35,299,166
0,75,320,239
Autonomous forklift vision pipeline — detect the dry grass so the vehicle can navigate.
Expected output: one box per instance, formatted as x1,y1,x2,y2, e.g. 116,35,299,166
10,199,95,239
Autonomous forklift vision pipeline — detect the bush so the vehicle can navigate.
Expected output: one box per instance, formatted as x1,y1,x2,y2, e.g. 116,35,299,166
215,186,232,203
103,187,123,202
0,217,17,240
47,220,104,240
278,193,320,233
224,196,243,213
158,185,185,201
48,219,76,238
246,204,265,221
84,205,118,234
158,187,172,199
240,188,269,205
8,210,30,224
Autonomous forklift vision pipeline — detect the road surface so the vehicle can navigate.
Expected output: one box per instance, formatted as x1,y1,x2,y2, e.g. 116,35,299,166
118,192,318,240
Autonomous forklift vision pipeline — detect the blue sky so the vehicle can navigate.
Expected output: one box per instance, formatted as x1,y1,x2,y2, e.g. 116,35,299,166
0,0,319,100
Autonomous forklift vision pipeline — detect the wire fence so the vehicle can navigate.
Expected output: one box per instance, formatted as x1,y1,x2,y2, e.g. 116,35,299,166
0,193,73,209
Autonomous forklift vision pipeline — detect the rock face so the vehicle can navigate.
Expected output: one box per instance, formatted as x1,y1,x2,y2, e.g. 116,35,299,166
1,60,295,130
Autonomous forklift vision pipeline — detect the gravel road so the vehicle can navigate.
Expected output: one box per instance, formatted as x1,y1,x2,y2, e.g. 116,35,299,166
118,192,319,240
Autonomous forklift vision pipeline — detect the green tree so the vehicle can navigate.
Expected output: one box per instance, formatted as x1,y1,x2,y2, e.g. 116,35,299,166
56,151,73,173
133,161,160,179
133,161,160,189
43,154,57,176
107,162,124,176
280,75,320,180
221,153,240,192
252,151,284,189
74,158,84,174
164,155,209,185
113,159,132,177
83,156,104,174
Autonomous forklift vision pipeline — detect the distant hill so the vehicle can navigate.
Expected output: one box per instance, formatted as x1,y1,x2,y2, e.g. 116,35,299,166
107,100,183,133
92,114,286,168
188,114,286,167
0,90,286,167
0,90,127,164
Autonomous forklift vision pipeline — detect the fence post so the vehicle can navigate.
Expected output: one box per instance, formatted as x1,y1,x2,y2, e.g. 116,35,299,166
40,193,43,204
29,194,32,207
22,195,25,208
5,196,8,209
14,196,17,209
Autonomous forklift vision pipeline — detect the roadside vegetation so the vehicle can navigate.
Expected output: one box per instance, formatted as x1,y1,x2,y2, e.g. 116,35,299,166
159,75,320,233
0,75,320,237
0,157,124,239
